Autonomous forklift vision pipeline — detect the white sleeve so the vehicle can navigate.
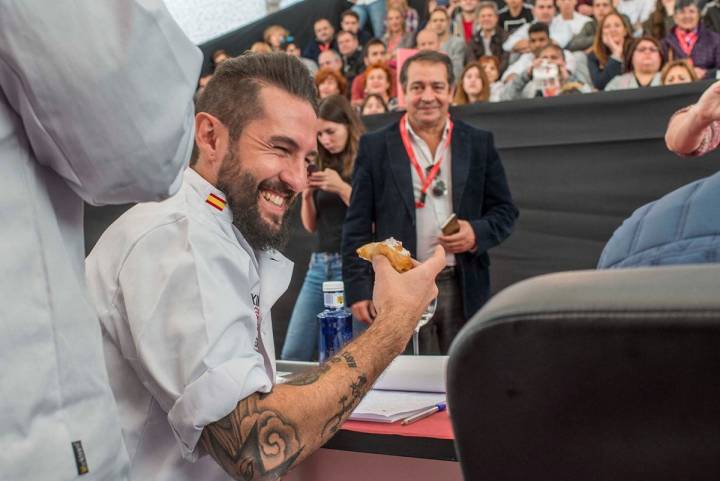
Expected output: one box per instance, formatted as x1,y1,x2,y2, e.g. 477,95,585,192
550,18,573,48
116,219,272,461
0,1,202,205
503,25,528,52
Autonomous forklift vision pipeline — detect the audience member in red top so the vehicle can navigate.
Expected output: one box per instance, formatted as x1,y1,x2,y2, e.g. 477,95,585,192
363,62,398,110
451,0,481,42
315,68,348,99
351,39,396,106
662,0,720,78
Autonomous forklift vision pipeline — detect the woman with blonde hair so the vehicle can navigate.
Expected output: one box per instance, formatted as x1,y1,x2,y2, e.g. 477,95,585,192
661,59,698,84
587,10,633,89
454,62,491,105
263,25,289,51
281,95,365,361
383,7,415,61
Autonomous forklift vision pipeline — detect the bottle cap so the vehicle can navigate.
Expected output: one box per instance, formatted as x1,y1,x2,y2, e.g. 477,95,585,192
322,281,344,292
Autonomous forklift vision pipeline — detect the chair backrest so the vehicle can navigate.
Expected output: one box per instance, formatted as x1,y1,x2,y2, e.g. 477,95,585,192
447,265,720,481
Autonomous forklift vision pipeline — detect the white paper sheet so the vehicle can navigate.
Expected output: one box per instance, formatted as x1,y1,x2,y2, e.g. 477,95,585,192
350,390,446,423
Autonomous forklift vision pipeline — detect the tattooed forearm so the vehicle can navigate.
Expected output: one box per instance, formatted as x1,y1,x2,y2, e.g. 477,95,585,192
201,396,304,481
283,363,330,386
322,374,369,437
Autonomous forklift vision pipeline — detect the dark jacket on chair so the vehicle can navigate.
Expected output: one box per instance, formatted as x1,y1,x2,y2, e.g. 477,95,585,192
341,119,518,320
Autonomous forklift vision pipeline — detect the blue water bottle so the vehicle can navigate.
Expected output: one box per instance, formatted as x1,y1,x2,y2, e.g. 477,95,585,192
318,281,353,363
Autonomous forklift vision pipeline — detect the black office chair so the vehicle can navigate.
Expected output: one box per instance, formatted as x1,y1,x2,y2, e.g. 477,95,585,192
447,265,720,481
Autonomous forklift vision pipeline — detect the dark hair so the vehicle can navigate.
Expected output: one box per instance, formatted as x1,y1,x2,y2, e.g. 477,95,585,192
675,0,699,9
528,22,550,36
361,93,389,114
317,95,365,179
400,50,455,91
341,9,360,21
191,53,317,166
337,30,357,41
624,36,664,73
364,38,387,59
314,17,332,28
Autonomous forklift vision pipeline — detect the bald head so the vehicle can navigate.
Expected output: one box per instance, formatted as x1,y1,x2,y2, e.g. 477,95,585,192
416,29,441,51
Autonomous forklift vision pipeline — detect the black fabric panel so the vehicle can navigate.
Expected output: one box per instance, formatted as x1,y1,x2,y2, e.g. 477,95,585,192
84,83,720,353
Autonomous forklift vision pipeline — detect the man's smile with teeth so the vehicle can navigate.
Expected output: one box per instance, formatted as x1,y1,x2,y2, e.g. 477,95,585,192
261,190,286,207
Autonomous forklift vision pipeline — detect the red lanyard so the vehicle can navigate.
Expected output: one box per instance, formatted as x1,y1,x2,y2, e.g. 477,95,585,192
398,114,453,208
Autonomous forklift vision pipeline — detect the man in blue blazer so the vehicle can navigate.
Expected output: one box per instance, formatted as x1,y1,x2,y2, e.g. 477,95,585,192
342,51,518,354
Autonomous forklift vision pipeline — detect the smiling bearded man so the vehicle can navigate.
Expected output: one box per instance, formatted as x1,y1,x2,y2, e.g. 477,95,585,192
84,52,448,481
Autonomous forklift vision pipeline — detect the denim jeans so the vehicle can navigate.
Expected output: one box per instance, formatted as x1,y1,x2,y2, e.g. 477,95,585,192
281,252,343,361
351,0,386,39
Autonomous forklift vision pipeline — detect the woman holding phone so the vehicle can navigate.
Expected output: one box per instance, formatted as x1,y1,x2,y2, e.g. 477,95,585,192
281,95,365,361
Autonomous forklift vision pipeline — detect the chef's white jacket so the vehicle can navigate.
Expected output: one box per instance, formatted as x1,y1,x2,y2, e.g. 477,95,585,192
86,168,294,481
0,2,200,480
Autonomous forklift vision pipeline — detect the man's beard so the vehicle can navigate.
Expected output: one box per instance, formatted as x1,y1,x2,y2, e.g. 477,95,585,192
217,149,298,252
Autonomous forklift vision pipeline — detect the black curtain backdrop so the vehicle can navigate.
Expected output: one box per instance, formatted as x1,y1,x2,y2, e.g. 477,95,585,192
84,81,719,354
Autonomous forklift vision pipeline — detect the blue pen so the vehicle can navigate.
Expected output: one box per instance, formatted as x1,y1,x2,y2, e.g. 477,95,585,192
401,402,447,425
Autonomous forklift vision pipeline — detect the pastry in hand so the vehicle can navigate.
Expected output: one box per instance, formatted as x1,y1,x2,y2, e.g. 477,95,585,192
356,237,414,273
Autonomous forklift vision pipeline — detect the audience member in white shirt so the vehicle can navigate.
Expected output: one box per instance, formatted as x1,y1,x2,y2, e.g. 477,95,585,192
556,0,593,34
617,0,657,33
502,23,578,80
503,0,574,52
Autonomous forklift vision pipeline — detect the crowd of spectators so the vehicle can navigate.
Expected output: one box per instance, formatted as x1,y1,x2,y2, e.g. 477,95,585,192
199,0,720,110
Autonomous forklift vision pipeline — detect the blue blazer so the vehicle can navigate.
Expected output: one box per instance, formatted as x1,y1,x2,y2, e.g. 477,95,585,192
341,119,518,320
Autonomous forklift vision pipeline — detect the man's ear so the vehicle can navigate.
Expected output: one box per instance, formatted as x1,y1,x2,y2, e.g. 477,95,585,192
194,112,228,169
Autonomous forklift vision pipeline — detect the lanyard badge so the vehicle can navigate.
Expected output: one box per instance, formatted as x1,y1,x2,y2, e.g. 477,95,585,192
399,113,453,208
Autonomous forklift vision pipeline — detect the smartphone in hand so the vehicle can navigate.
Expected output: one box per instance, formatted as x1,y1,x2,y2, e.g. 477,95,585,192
441,213,460,235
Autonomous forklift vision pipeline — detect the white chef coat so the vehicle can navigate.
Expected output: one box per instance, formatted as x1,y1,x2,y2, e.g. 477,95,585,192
86,168,293,481
0,2,200,481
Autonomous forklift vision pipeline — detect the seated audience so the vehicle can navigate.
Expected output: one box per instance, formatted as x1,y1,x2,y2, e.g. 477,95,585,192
606,36,664,89
337,30,365,86
249,41,272,54
643,0,676,40
556,0,593,35
363,62,398,110
281,95,364,361
303,18,337,62
428,7,469,79
315,68,348,99
351,0,387,38
454,61,491,104
578,0,595,16
319,49,343,72
341,9,372,45
351,39,395,106
416,28,443,51
479,55,507,100
502,44,591,99
502,23,578,82
263,25,289,52
388,0,421,33
498,0,534,33
384,7,416,60
283,37,319,75
587,11,633,89
212,49,230,67
703,0,720,33
661,58,699,82
361,93,390,114
567,0,615,52
468,2,510,74
451,0,481,42
503,0,574,53
663,0,720,79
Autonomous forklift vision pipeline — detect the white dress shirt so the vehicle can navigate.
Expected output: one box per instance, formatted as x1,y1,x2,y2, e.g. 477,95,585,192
0,2,200,481
86,168,293,481
503,18,574,51
555,12,592,35
405,117,456,267
502,49,578,81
